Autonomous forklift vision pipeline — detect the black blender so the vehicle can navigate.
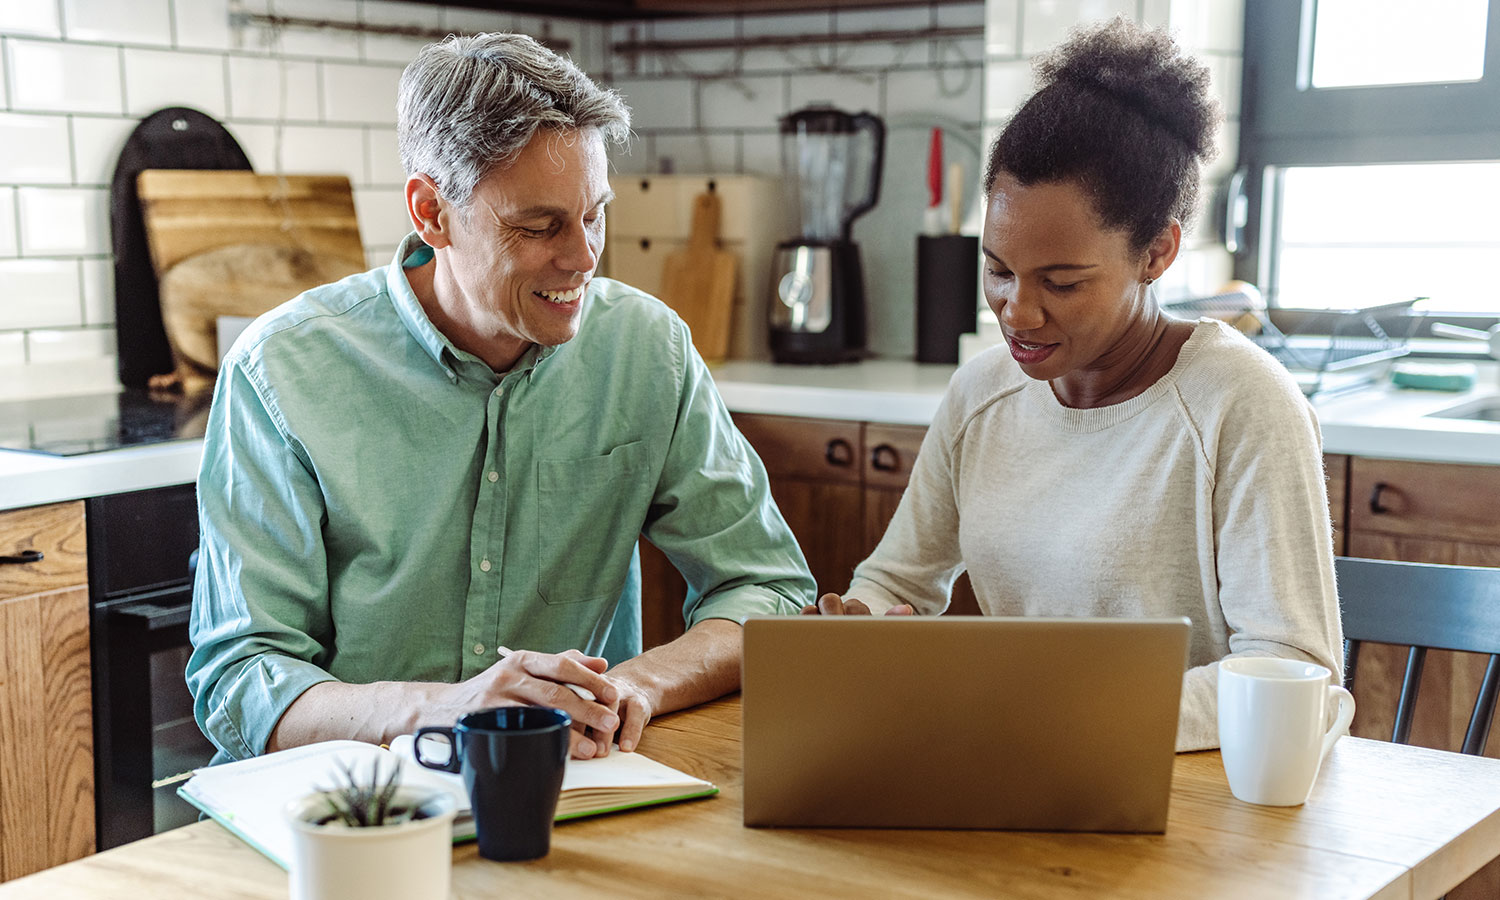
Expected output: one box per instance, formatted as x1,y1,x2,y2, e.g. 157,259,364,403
769,106,885,364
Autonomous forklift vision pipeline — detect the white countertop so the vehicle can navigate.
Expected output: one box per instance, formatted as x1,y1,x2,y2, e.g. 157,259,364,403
5,360,1500,512
1314,366,1500,464
0,438,202,511
711,359,957,425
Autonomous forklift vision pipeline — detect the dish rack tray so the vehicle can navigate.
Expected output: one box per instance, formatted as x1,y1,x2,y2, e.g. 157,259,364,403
1165,294,1424,395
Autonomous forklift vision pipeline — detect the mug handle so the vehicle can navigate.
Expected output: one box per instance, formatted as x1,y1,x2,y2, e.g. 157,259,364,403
1319,685,1357,763
413,726,461,773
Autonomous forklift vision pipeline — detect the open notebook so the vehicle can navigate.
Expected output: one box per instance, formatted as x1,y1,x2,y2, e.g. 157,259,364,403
179,736,717,869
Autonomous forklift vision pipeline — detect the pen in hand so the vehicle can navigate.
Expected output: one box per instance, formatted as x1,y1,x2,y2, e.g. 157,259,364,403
494,645,598,702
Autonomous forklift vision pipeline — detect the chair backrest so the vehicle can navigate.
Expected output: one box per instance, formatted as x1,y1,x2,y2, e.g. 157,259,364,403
1336,556,1500,755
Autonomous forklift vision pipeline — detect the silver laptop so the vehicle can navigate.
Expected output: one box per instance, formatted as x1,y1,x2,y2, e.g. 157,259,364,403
742,616,1190,832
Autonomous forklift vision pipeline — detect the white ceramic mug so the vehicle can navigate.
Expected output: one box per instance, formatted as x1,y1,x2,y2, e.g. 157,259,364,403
1218,657,1356,806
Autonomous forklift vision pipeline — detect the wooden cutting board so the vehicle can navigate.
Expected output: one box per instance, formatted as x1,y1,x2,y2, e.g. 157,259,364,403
136,170,365,275
158,243,365,393
135,170,367,392
658,191,738,364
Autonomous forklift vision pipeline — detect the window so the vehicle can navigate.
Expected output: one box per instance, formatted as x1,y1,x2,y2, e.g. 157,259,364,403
1236,0,1500,312
1309,0,1488,88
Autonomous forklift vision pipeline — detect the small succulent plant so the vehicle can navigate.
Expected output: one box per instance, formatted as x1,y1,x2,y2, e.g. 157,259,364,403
316,758,419,827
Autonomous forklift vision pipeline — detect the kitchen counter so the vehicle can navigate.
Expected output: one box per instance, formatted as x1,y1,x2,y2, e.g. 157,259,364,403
1315,368,1500,464
0,439,201,511
4,361,1500,512
711,359,956,425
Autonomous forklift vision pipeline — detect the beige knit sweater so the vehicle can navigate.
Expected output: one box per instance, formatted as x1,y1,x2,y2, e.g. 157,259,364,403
848,318,1344,751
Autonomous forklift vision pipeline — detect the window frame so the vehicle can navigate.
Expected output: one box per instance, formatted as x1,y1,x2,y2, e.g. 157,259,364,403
1234,0,1500,310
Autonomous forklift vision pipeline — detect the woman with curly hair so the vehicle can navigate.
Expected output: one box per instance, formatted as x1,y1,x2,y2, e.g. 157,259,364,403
805,18,1343,752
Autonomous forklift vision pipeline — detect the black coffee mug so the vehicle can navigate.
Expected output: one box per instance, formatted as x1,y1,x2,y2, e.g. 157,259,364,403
414,706,571,861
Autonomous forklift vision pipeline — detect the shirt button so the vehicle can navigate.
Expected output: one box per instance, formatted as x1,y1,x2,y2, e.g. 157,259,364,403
487,471,499,483
494,385,505,398
474,643,485,655
479,559,492,572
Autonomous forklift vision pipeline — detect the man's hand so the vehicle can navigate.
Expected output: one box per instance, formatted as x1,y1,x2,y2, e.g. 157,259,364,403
439,648,623,760
800,592,915,616
595,672,656,753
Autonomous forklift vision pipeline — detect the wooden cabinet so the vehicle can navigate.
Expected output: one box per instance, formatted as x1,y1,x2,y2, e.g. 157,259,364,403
733,415,867,601
0,502,93,882
638,413,976,650
1324,454,1348,555
862,423,979,616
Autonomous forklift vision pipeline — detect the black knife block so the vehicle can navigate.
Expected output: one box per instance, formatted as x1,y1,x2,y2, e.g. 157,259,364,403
915,235,980,364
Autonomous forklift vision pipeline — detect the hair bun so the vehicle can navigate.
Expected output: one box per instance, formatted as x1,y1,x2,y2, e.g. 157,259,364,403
1035,17,1219,160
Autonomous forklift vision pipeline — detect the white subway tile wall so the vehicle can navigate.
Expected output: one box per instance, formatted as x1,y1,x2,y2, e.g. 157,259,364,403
321,62,403,124
227,56,321,121
28,326,115,363
604,4,986,357
17,187,109,255
0,0,529,393
80,258,112,325
275,125,369,182
71,115,137,185
8,40,122,114
0,113,73,183
697,75,787,132
1019,0,1138,56
0,189,16,257
0,259,83,329
366,127,404,186
62,0,173,46
0,3,61,39
0,332,23,366
611,78,696,130
123,47,230,118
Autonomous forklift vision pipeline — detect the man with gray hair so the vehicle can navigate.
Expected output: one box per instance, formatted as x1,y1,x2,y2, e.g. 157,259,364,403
188,32,813,762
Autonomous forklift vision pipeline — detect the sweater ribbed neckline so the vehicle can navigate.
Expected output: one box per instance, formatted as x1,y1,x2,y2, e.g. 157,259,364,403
1024,318,1219,433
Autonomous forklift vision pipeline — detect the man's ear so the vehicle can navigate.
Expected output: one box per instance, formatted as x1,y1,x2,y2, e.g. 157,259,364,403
1143,219,1182,284
406,174,451,249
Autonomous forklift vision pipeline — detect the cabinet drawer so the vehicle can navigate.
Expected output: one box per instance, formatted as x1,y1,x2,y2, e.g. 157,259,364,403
0,501,87,603
1349,458,1500,546
864,424,927,491
732,413,863,486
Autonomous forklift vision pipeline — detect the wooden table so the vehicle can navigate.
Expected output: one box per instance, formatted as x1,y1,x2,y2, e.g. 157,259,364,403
5,695,1500,899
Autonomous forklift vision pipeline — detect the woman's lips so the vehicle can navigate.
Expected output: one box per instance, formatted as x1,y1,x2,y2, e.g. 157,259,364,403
1007,336,1058,365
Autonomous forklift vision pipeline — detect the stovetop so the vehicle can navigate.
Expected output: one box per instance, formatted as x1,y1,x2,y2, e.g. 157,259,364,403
0,388,212,457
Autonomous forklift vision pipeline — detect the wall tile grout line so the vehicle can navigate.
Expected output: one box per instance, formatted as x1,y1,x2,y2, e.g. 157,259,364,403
115,43,128,115
0,32,413,71
74,258,86,330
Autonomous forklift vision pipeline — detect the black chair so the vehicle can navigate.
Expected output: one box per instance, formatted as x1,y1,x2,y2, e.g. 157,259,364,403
1337,556,1500,755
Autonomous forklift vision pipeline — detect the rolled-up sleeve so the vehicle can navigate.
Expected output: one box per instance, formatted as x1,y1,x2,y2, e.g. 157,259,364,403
642,322,815,626
185,360,337,760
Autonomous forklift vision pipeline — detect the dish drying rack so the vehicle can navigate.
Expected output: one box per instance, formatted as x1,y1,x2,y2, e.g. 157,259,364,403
1165,294,1425,396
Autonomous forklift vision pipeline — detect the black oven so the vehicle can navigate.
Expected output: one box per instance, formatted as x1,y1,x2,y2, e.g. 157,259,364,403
88,483,216,850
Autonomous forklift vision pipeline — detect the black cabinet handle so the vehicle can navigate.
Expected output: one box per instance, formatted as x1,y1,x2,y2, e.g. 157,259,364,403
825,437,854,467
1369,481,1391,514
1,549,44,565
870,443,901,472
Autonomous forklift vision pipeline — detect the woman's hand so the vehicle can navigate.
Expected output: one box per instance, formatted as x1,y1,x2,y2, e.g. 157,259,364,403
799,592,914,616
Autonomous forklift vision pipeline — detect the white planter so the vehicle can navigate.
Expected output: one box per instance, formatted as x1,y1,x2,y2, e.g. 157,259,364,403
285,787,458,900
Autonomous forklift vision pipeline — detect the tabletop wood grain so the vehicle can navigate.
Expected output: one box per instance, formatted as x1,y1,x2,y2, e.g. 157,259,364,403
4,695,1500,900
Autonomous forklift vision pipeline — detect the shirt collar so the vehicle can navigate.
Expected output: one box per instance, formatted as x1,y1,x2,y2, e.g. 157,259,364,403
384,232,560,384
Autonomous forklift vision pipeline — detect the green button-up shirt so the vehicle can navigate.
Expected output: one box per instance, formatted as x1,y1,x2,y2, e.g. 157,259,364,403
187,233,813,760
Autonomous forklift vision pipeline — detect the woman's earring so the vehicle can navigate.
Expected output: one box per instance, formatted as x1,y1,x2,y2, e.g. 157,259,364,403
1143,277,1155,286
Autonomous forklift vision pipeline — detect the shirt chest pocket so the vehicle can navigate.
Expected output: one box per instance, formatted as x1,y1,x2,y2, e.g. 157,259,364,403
535,440,654,605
